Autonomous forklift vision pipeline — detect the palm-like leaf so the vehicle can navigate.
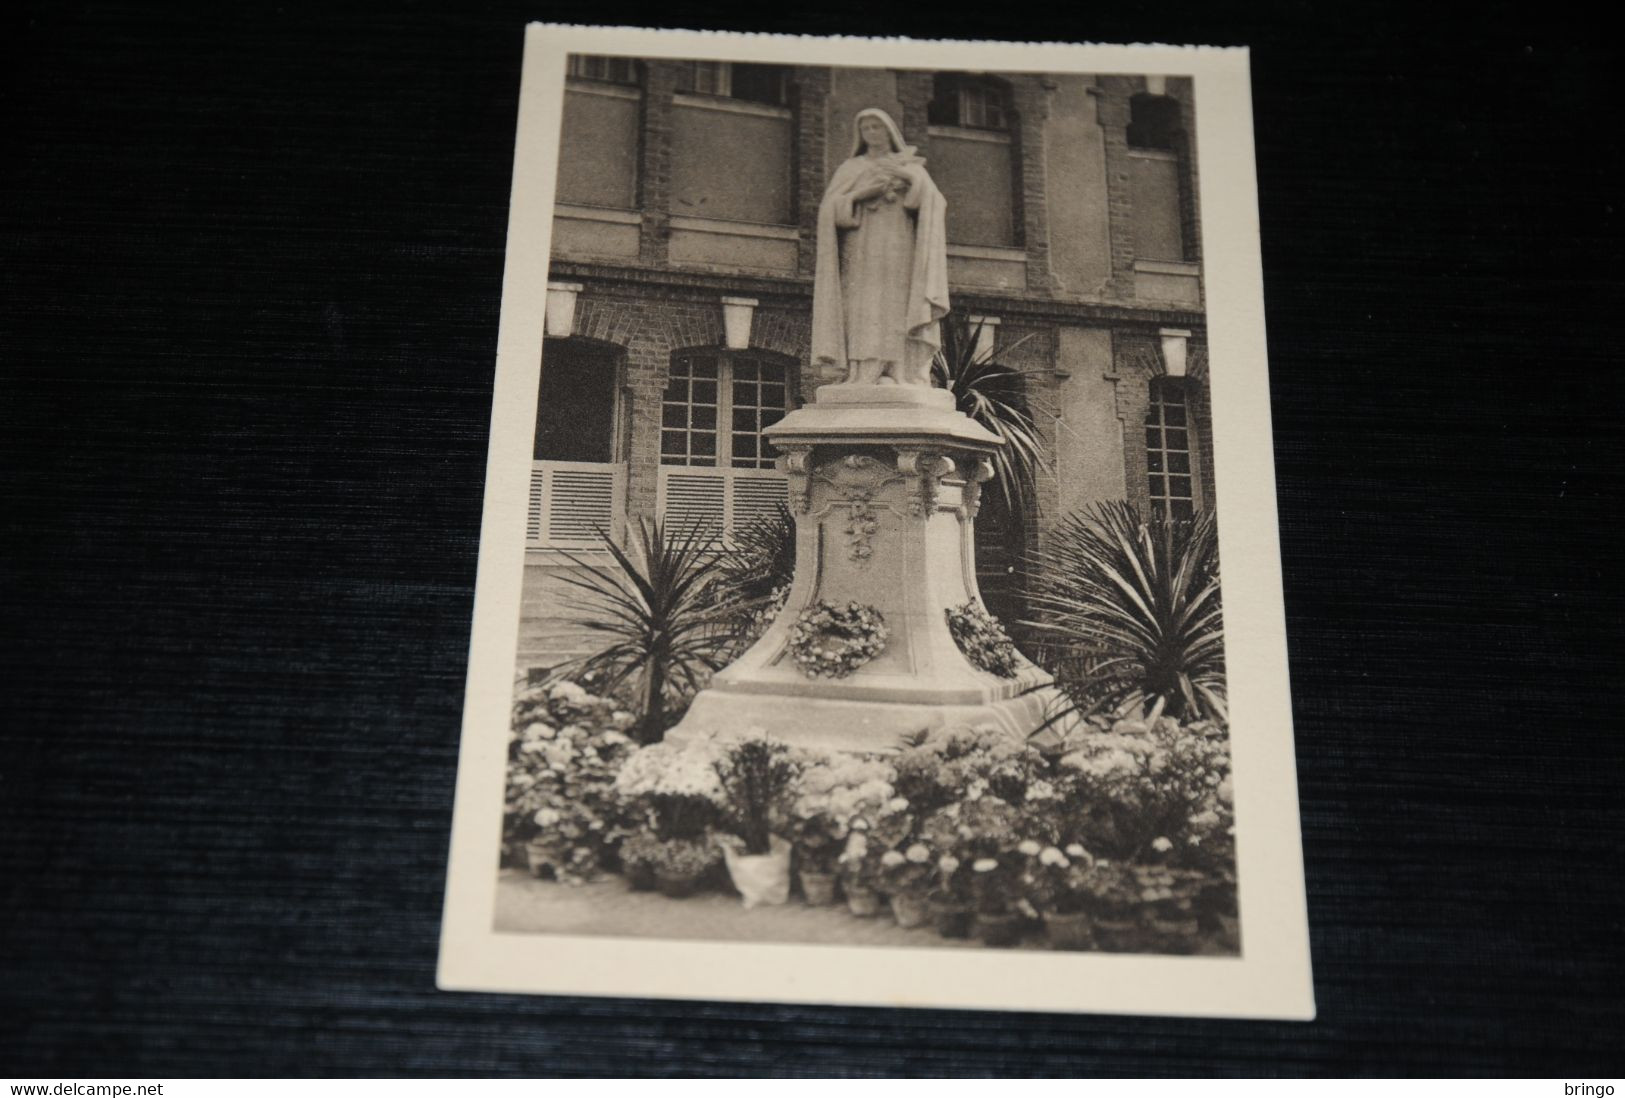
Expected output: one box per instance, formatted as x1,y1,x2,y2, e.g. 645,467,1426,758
555,517,743,743
932,312,1053,515
1023,501,1226,723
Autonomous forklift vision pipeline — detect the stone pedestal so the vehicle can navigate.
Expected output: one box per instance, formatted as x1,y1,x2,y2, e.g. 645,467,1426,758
666,384,1064,754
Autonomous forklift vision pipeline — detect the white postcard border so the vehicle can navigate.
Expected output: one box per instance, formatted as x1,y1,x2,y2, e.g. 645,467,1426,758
437,23,1314,1020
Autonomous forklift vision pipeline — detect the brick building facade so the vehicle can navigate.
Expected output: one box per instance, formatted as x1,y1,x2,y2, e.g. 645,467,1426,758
520,58,1212,672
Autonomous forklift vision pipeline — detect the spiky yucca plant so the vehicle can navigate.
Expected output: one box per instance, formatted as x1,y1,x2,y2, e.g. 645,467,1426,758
710,500,796,640
931,312,1052,515
1024,501,1226,723
557,517,742,744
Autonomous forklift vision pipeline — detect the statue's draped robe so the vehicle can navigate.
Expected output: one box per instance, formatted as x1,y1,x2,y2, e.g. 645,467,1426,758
811,143,950,385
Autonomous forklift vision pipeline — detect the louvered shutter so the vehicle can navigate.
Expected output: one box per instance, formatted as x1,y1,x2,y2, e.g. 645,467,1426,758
731,473,788,530
660,471,727,543
529,461,626,548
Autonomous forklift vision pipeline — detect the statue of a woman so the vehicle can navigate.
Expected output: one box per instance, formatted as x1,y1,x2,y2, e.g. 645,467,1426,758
811,108,950,388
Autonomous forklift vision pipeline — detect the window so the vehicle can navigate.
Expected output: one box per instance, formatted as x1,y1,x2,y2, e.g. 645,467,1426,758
927,74,1018,247
567,55,638,85
1127,93,1181,150
660,352,790,469
1145,377,1195,521
929,74,1009,131
558,58,641,208
686,62,788,107
671,65,793,224
1126,94,1186,261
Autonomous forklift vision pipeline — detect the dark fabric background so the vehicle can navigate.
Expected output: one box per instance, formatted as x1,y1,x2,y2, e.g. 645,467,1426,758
4,0,1622,1078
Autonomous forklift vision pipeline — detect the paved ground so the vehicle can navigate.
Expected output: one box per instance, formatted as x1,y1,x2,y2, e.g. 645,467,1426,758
494,870,988,949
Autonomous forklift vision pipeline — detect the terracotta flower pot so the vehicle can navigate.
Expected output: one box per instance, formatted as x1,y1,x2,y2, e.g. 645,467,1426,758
890,892,930,929
930,897,975,939
1043,910,1095,951
1091,913,1143,952
524,840,551,878
1147,914,1201,954
656,870,704,899
844,883,883,917
799,870,839,906
624,861,658,892
975,911,1025,947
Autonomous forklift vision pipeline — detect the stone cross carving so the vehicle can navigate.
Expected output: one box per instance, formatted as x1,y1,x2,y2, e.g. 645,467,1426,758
810,108,950,388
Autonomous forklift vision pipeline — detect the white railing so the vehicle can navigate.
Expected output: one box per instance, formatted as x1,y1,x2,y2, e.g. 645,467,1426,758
527,461,627,549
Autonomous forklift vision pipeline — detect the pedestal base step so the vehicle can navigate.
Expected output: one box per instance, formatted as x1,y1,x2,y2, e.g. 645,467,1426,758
665,683,1069,755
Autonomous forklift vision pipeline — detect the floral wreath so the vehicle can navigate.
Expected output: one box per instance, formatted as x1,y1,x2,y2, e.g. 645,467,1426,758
945,601,1023,678
789,600,889,679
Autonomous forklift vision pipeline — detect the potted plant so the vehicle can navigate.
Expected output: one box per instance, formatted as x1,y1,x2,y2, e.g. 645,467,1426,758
1030,843,1097,950
788,756,897,906
1079,862,1148,952
612,738,726,895
714,737,802,908
617,832,663,892
927,854,976,938
879,843,935,929
1133,862,1207,954
969,853,1030,947
837,793,913,917
648,837,718,899
836,830,884,916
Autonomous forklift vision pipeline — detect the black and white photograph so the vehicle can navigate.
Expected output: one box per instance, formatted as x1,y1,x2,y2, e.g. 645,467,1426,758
438,25,1310,1018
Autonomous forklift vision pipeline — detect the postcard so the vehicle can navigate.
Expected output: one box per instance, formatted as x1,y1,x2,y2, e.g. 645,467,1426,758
438,23,1313,1020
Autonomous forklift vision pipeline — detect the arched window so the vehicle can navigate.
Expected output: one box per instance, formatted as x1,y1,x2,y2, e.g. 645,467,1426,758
1145,376,1196,521
558,55,641,209
926,73,1018,248
1126,93,1186,261
658,350,795,538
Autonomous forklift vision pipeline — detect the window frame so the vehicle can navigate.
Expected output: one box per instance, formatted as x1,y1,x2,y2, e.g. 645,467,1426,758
659,350,796,471
1144,375,1199,521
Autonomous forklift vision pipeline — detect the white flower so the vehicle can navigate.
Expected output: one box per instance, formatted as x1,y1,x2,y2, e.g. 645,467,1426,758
533,808,561,827
549,681,587,704
1151,836,1173,853
972,858,998,873
886,796,909,813
1039,846,1069,868
1217,776,1234,805
1189,808,1221,828
1017,839,1041,856
881,850,906,868
905,843,930,864
1065,843,1088,859
938,855,960,874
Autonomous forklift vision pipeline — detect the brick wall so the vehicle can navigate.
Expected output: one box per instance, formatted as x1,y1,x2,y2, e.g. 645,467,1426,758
1097,76,1138,301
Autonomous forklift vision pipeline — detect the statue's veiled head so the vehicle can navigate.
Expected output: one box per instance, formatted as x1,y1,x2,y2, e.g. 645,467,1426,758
851,108,906,156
